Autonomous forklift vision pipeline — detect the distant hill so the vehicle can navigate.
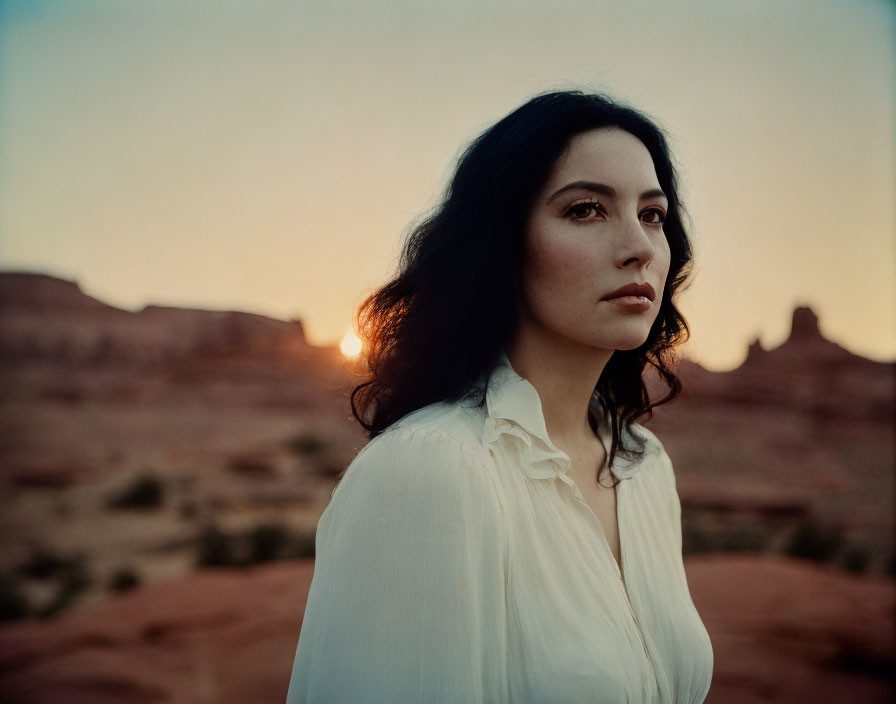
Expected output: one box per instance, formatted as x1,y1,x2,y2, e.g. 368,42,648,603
665,306,894,422
0,271,324,366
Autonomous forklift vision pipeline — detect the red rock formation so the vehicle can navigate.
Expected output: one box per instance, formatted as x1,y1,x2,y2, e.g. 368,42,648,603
666,306,894,421
0,271,315,366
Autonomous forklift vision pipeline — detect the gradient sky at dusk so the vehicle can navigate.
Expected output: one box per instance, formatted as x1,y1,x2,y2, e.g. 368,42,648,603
1,0,893,370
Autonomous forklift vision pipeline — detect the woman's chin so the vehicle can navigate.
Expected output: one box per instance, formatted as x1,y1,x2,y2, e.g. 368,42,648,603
605,331,652,352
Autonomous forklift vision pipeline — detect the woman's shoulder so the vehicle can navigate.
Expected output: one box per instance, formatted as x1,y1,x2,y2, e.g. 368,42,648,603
628,422,667,456
626,421,677,489
336,401,492,496
319,405,503,540
384,398,490,456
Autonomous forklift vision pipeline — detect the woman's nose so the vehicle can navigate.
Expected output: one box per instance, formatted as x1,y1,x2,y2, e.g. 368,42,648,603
614,216,656,269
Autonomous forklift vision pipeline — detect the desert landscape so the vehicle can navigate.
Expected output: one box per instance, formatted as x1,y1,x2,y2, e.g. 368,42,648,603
0,270,893,702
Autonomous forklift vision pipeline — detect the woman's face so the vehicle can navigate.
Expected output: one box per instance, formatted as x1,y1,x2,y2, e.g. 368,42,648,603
519,127,672,352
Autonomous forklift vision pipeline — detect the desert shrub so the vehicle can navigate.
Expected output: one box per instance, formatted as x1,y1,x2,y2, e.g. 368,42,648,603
836,544,871,574
285,432,329,456
244,522,316,563
0,575,29,621
196,524,239,567
178,499,199,520
19,546,91,617
108,472,164,509
228,452,277,477
887,548,896,577
20,546,70,579
247,522,290,563
108,566,141,592
720,525,766,552
285,528,317,559
36,555,91,619
682,520,768,555
314,461,346,479
682,522,715,555
195,521,316,568
194,518,318,568
784,517,843,562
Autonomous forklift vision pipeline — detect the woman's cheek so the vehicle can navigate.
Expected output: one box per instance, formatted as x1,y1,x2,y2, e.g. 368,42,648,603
655,236,672,277
530,234,597,286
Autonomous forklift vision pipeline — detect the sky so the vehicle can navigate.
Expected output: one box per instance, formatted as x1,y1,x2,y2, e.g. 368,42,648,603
1,0,894,371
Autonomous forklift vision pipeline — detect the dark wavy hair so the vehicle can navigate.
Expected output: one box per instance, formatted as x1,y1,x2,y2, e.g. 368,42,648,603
350,89,692,485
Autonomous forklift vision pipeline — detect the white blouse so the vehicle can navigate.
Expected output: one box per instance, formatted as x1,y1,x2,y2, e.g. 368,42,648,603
286,351,714,703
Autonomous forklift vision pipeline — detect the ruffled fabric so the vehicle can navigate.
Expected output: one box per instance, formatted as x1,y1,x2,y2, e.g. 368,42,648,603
483,350,645,482
482,415,569,480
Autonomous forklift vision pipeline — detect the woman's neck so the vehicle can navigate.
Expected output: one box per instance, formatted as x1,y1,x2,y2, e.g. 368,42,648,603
504,336,612,451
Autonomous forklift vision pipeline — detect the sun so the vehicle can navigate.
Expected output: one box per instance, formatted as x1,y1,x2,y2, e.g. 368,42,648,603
339,329,363,358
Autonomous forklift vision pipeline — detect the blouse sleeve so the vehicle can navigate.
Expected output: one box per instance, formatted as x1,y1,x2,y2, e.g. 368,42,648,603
285,425,509,704
658,440,684,555
635,424,683,554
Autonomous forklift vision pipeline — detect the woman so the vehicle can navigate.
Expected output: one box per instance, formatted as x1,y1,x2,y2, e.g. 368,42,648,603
285,90,713,703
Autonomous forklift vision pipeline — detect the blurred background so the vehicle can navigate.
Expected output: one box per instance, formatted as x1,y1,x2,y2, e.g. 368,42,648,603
0,0,893,702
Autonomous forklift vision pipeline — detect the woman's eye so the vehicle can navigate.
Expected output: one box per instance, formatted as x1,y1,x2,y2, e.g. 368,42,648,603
566,202,602,221
640,208,666,225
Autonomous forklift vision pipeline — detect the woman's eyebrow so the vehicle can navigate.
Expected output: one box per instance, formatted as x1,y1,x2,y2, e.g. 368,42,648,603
546,180,667,204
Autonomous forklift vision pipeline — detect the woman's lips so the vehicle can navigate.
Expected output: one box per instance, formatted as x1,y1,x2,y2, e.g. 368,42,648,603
603,295,652,311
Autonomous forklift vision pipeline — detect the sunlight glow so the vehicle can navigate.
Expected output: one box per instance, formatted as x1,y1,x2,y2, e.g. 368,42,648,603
340,329,363,358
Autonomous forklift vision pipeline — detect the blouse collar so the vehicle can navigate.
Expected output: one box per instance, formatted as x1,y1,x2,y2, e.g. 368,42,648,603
482,350,641,481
